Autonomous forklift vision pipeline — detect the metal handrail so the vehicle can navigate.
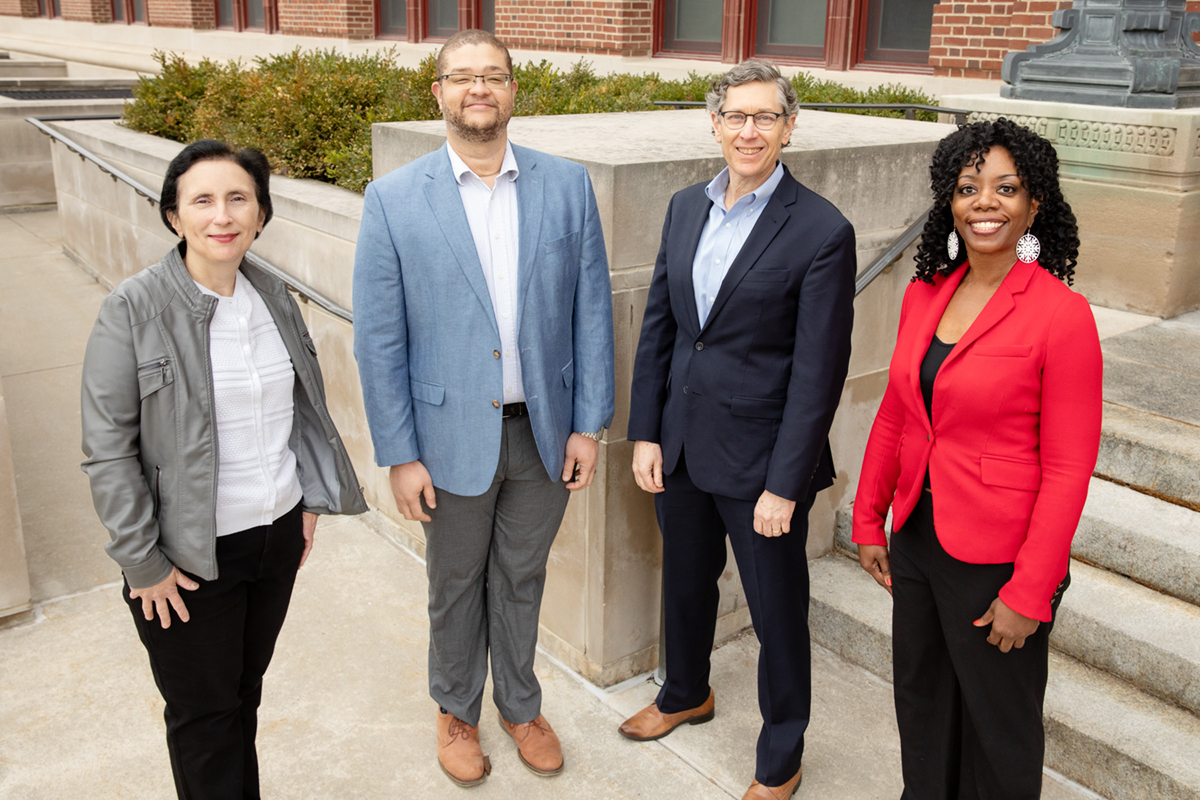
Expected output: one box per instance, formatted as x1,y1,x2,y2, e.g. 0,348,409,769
25,116,354,323
855,206,931,297
653,100,973,124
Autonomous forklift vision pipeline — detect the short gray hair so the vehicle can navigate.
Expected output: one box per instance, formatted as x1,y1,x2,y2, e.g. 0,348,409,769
705,58,799,117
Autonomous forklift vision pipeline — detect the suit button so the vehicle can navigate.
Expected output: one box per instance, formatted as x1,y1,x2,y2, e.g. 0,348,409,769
927,433,931,441
493,350,501,359
492,400,501,408
683,386,689,394
695,342,704,351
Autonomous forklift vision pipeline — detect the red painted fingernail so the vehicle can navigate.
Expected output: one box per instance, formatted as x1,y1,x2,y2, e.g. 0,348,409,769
885,576,892,586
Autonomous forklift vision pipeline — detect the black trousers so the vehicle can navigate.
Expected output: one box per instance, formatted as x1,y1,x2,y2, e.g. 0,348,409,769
655,452,816,786
125,503,305,800
891,490,1068,800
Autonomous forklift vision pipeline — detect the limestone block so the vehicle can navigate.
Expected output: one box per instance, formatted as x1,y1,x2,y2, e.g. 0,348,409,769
0,372,31,620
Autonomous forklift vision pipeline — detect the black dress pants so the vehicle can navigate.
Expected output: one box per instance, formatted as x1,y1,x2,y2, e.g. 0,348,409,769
124,503,305,800
655,452,815,786
890,490,1068,800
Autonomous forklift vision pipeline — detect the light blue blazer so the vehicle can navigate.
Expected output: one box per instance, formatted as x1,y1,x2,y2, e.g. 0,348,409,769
352,142,615,497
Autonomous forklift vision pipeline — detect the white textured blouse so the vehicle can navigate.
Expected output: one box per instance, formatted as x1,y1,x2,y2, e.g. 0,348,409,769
196,271,303,536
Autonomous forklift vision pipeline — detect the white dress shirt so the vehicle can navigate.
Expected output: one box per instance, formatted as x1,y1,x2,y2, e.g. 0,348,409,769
447,141,525,404
196,272,302,536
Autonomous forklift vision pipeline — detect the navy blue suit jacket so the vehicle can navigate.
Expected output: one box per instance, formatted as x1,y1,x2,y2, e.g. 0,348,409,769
627,167,856,503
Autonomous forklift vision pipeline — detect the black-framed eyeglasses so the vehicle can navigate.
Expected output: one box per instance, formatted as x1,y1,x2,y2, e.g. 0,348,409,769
717,111,785,131
438,73,513,88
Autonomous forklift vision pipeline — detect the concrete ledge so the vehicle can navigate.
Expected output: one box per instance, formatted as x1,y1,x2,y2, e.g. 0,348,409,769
0,368,31,621
1073,477,1200,606
808,550,1200,800
1052,560,1200,715
1097,403,1200,510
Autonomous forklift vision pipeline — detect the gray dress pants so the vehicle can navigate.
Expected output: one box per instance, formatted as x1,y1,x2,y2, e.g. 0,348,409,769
421,414,570,727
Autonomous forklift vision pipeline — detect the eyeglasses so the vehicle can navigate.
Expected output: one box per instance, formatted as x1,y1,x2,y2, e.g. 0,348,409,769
438,73,513,88
717,111,785,131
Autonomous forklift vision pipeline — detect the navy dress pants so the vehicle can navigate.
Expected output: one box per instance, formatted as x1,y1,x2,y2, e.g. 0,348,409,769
655,451,815,787
891,490,1068,800
124,502,305,800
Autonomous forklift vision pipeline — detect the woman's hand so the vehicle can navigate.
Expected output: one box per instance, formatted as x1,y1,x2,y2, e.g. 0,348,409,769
300,511,318,567
974,597,1040,652
129,567,199,629
858,544,892,595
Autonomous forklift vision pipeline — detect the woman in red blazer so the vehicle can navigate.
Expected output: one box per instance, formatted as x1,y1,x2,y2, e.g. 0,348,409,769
852,118,1102,799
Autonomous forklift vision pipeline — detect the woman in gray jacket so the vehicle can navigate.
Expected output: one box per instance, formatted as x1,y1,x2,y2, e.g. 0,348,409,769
81,140,367,800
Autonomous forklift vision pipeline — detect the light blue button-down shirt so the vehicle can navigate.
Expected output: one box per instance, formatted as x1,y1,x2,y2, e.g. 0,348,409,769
693,162,785,328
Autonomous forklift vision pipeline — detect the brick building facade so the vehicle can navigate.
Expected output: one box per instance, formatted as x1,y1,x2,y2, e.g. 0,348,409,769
5,0,1199,77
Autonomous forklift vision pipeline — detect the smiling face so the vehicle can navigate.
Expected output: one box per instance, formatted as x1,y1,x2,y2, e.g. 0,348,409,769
951,145,1039,265
712,81,796,193
431,42,517,145
167,158,264,276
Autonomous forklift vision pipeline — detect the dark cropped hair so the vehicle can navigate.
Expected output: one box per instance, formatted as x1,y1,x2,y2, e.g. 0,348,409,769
159,139,273,237
913,117,1079,284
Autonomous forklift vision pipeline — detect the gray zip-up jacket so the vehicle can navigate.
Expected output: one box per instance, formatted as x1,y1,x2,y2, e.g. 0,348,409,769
81,245,368,589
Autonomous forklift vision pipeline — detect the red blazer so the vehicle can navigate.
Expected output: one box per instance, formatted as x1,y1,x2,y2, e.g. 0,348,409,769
852,260,1102,621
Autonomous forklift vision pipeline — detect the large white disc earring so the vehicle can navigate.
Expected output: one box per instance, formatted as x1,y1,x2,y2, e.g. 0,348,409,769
946,229,960,261
1016,229,1041,263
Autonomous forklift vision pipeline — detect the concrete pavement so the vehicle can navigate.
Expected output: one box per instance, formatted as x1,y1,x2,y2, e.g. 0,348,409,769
0,207,1097,798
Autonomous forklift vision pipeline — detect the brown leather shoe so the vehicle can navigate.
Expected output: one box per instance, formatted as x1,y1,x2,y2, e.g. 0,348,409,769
436,709,491,787
742,766,803,799
500,713,564,776
617,688,715,741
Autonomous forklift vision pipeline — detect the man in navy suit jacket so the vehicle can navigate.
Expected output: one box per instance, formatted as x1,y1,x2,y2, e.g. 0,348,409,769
622,60,855,799
353,31,614,788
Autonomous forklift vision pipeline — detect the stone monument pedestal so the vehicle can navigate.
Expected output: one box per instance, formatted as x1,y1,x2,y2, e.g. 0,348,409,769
944,94,1200,318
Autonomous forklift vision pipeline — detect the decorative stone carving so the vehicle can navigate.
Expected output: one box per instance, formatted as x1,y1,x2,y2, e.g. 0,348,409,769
1002,0,1200,109
968,111,1177,156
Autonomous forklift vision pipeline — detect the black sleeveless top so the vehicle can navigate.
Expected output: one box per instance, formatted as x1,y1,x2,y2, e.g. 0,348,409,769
919,335,955,489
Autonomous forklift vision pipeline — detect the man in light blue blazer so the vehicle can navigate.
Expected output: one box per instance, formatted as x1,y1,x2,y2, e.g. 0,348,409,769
352,30,614,788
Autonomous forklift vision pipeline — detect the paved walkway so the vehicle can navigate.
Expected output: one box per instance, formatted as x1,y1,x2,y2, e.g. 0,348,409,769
0,208,1096,799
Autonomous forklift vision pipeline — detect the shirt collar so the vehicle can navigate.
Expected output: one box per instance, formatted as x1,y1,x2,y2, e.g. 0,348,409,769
193,269,246,301
447,140,520,186
704,161,785,213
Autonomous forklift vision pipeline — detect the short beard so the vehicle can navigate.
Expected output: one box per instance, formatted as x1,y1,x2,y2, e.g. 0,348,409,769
443,102,511,144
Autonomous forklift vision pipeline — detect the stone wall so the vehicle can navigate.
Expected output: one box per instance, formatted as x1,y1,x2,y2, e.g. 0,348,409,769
493,0,653,57
0,367,31,623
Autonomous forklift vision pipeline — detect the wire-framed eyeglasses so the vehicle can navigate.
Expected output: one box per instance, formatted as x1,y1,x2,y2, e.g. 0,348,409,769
717,111,785,131
438,73,513,88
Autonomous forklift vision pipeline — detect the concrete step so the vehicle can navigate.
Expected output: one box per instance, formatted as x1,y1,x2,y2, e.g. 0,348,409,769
1052,560,1200,715
1072,477,1200,606
1097,402,1200,510
809,554,1200,800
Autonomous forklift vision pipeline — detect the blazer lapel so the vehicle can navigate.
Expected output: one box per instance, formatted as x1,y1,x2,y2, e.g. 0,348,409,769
669,191,710,337
908,269,966,430
700,176,792,334
939,260,1034,374
515,148,545,326
423,146,499,334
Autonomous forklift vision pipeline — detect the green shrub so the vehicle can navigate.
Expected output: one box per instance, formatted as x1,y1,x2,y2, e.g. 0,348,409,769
122,50,941,193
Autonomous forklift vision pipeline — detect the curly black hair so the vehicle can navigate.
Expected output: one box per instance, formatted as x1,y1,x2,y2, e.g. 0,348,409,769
913,117,1079,284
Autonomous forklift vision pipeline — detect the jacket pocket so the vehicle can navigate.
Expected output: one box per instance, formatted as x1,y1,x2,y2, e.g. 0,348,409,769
731,395,787,420
410,379,445,406
152,466,162,519
137,358,173,400
562,360,574,388
742,269,790,283
980,454,1041,491
302,331,317,356
972,344,1032,358
544,230,581,255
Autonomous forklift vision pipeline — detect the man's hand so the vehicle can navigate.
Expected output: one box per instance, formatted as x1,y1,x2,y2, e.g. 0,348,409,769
753,489,796,537
857,544,892,594
390,460,436,522
299,511,318,568
974,597,1040,652
631,440,664,494
563,433,600,491
129,567,199,629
